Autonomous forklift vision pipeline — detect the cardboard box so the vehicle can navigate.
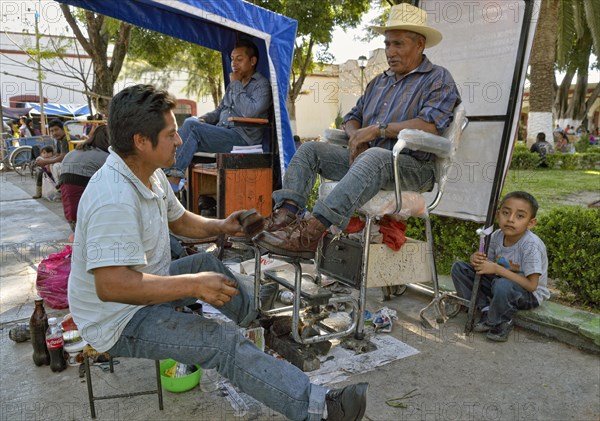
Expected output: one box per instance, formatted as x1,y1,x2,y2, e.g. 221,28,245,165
366,238,432,288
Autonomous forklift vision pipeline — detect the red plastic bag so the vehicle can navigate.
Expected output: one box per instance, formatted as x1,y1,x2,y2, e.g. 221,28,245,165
36,245,72,309
379,216,407,252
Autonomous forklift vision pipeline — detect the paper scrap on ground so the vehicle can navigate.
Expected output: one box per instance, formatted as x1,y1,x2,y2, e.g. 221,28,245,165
308,334,419,384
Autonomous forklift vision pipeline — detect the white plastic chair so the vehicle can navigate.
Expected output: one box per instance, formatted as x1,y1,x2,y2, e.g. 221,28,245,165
318,103,468,338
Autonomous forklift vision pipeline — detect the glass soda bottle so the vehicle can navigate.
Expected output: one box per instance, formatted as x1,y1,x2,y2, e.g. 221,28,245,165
46,317,66,372
30,299,50,366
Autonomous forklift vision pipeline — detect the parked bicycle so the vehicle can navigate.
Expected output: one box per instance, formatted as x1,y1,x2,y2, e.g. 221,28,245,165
1,135,55,176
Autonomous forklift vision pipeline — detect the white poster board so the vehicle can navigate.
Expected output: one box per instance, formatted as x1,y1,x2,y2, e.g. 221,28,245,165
420,0,540,222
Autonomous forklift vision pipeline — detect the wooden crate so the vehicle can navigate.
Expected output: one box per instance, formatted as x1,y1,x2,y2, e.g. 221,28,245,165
190,153,272,217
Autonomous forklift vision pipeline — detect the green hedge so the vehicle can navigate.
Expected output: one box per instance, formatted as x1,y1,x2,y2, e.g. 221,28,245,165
511,144,600,170
534,207,600,306
405,216,479,275
407,209,600,305
511,144,541,169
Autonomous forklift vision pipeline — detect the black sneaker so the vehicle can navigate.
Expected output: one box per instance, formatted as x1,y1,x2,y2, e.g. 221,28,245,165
324,382,368,420
473,312,491,332
486,320,514,342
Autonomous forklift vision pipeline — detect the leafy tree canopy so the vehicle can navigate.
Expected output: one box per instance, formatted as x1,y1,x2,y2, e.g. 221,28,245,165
126,27,223,106
249,0,371,122
251,0,369,48
128,27,190,68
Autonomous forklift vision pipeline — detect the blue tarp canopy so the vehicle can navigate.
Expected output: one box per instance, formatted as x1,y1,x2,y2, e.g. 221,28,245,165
1,106,33,119
24,102,90,117
56,0,298,174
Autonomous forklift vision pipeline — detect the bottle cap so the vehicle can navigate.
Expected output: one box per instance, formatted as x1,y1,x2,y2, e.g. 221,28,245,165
48,317,57,324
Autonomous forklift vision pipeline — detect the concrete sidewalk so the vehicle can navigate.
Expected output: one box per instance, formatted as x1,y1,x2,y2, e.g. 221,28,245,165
434,277,600,354
1,170,599,421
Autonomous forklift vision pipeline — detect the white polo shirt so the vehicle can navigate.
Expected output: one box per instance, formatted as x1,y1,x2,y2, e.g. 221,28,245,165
68,148,185,351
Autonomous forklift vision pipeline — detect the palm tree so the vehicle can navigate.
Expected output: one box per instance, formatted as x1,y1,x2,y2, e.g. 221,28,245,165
554,0,600,129
527,0,559,146
527,0,600,145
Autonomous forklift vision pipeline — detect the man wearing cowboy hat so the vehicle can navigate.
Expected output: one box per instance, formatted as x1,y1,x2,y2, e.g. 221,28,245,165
255,3,461,259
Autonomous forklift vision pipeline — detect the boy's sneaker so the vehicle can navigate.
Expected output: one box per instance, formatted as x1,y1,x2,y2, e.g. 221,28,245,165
473,312,492,333
486,320,514,342
324,382,368,420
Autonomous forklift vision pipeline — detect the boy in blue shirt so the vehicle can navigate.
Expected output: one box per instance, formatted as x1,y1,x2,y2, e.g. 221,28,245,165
452,191,550,342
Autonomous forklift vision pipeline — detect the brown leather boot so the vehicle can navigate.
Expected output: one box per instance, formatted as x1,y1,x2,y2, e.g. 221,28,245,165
263,207,298,232
254,216,327,259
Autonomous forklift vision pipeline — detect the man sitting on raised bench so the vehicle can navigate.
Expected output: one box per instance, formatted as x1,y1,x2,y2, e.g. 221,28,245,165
165,38,272,190
254,3,461,259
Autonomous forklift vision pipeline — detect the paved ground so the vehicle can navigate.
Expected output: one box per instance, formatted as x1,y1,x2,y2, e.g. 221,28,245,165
1,169,599,421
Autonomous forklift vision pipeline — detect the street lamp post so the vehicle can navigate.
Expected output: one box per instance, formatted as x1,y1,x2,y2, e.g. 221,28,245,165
357,55,367,95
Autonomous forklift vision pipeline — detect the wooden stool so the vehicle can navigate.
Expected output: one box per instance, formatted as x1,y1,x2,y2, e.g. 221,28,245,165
83,345,164,418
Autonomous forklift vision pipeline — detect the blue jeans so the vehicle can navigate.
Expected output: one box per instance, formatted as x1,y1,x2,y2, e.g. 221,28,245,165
273,142,435,229
169,117,248,178
451,261,539,325
107,253,327,421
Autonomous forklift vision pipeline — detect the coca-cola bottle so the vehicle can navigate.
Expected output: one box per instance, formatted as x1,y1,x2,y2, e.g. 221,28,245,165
30,299,50,366
46,317,66,372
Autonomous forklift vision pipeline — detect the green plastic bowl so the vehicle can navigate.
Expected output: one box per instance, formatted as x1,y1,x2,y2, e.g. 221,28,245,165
160,359,201,393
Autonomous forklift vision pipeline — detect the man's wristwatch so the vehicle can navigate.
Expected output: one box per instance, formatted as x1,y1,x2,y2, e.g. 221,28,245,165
379,122,388,139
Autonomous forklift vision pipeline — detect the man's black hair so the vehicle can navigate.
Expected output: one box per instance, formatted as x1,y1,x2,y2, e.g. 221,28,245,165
235,38,259,63
48,119,63,130
499,191,539,218
536,132,545,142
108,84,177,157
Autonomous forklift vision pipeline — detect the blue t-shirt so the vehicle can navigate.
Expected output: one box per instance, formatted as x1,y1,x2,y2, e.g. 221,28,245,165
488,229,550,304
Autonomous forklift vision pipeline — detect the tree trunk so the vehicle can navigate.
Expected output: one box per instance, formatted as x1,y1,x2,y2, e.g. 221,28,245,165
93,72,115,116
554,68,575,120
286,36,314,137
584,82,600,129
557,34,592,127
527,0,559,146
565,73,588,122
207,75,221,108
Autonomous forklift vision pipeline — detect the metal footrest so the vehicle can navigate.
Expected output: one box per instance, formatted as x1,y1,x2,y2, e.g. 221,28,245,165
264,269,332,306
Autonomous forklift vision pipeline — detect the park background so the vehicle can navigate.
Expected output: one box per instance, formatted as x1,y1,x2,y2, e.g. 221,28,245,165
1,1,599,308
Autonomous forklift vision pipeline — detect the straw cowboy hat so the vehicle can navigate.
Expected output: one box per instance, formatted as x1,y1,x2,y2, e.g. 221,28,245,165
371,3,442,48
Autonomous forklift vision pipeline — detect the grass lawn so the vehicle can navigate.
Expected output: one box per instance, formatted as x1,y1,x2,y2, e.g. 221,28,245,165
501,169,600,214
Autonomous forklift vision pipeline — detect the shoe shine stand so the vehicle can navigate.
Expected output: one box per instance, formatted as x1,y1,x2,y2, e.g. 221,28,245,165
246,105,468,371
228,229,355,369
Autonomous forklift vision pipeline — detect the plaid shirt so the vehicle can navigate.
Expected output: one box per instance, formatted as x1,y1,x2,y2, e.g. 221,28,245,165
344,55,460,160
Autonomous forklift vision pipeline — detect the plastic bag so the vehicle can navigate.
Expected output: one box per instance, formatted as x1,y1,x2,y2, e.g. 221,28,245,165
372,307,398,333
41,171,60,201
36,245,72,309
